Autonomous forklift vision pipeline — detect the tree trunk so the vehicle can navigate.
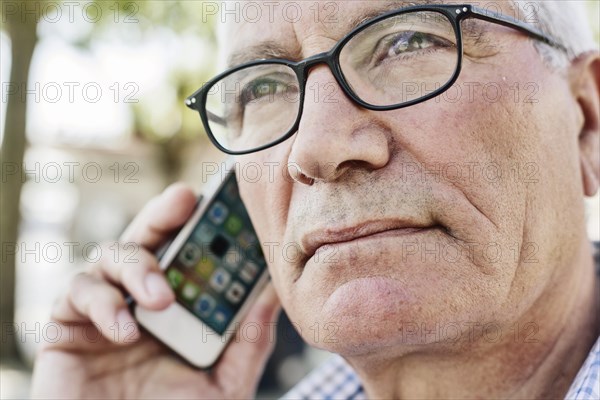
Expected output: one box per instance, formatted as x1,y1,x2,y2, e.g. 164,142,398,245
1,13,38,364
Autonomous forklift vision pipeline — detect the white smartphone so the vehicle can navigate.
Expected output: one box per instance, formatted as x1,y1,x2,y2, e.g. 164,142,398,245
134,161,269,368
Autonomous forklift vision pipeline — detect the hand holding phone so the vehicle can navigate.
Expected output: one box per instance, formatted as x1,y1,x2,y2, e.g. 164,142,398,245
135,162,272,368
31,181,280,399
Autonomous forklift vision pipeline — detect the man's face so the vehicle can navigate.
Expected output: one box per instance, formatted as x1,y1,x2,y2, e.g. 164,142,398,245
226,1,586,356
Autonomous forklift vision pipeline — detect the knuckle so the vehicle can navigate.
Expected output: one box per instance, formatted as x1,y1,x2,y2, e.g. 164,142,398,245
69,271,91,292
137,197,160,223
88,287,122,318
97,240,124,264
92,241,148,280
120,246,154,274
120,260,148,283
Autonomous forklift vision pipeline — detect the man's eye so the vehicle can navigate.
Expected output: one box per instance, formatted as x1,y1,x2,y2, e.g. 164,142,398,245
373,31,454,64
253,82,278,97
241,80,287,105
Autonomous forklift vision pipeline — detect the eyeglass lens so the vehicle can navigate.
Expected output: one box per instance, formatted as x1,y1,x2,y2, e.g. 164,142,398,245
205,10,458,152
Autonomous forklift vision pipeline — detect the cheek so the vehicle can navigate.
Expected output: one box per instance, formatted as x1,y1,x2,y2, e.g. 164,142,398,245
236,152,291,238
235,152,298,297
359,61,568,314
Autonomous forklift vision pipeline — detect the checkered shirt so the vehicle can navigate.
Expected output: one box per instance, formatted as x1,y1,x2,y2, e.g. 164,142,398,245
282,338,599,399
565,336,600,400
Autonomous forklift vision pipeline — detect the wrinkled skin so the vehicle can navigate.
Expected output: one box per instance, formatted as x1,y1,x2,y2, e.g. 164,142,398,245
230,1,600,397
31,1,600,399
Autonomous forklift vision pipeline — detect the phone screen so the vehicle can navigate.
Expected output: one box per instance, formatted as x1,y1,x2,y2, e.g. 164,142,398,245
164,172,267,335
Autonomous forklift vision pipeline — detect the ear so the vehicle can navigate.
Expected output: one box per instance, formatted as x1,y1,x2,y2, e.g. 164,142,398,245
570,51,600,197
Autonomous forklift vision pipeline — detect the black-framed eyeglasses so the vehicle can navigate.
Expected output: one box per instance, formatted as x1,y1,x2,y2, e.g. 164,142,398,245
185,3,565,155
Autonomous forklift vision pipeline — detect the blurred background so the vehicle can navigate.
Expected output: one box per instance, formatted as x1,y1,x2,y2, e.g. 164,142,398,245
1,1,599,398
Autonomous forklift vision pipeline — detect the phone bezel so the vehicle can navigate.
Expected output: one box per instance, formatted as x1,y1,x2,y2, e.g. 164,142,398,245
134,159,270,369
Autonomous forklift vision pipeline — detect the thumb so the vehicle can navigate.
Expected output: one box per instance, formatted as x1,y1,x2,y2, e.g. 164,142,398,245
213,282,281,395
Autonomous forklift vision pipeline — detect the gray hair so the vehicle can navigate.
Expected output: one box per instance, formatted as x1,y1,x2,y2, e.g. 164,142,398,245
514,0,598,69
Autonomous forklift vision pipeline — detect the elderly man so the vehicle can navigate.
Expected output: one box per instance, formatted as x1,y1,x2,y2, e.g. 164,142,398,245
31,1,599,398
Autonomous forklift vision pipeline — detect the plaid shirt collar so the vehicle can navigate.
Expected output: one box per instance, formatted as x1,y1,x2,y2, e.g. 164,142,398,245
565,336,600,399
283,338,600,399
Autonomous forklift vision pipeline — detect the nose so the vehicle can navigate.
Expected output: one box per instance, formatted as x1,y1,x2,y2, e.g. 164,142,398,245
287,65,391,184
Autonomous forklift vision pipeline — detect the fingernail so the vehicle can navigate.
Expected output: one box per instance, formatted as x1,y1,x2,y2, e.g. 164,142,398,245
144,272,172,299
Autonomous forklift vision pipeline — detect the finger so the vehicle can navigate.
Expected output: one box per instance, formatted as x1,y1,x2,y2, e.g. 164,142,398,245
214,283,281,393
39,322,154,352
53,272,140,344
91,242,174,310
120,182,197,251
50,292,86,324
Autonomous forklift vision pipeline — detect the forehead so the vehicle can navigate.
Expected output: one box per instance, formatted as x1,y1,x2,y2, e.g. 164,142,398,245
221,0,439,66
219,0,517,68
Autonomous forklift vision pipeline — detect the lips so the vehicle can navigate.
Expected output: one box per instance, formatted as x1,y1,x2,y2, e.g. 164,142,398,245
300,219,436,261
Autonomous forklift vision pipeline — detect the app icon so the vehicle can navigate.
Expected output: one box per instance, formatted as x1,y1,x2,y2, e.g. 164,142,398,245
195,293,216,318
167,268,184,289
180,281,200,302
225,281,246,304
194,223,216,245
208,201,228,225
210,234,230,258
224,214,243,236
223,180,239,201
237,230,257,249
239,261,259,284
195,256,215,281
223,248,242,272
209,268,231,292
178,242,201,268
211,305,233,331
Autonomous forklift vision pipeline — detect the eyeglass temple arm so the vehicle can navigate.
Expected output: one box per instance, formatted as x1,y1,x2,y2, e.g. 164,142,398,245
467,6,567,53
207,110,227,127
186,95,229,126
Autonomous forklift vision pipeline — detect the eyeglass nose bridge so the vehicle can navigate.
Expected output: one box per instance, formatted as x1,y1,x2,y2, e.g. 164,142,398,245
298,50,333,72
295,49,358,107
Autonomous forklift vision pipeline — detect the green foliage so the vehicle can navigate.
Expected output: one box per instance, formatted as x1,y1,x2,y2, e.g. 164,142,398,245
2,1,218,144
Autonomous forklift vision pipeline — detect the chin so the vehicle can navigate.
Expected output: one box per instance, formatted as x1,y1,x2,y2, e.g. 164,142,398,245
290,274,506,357
302,312,434,358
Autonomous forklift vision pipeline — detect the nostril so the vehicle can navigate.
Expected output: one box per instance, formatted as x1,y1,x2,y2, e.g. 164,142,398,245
295,171,316,186
288,165,315,186
298,173,315,186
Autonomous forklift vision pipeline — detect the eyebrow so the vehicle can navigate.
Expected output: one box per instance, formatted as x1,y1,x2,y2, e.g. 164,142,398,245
227,41,302,68
350,0,484,41
347,0,438,34
226,0,482,68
